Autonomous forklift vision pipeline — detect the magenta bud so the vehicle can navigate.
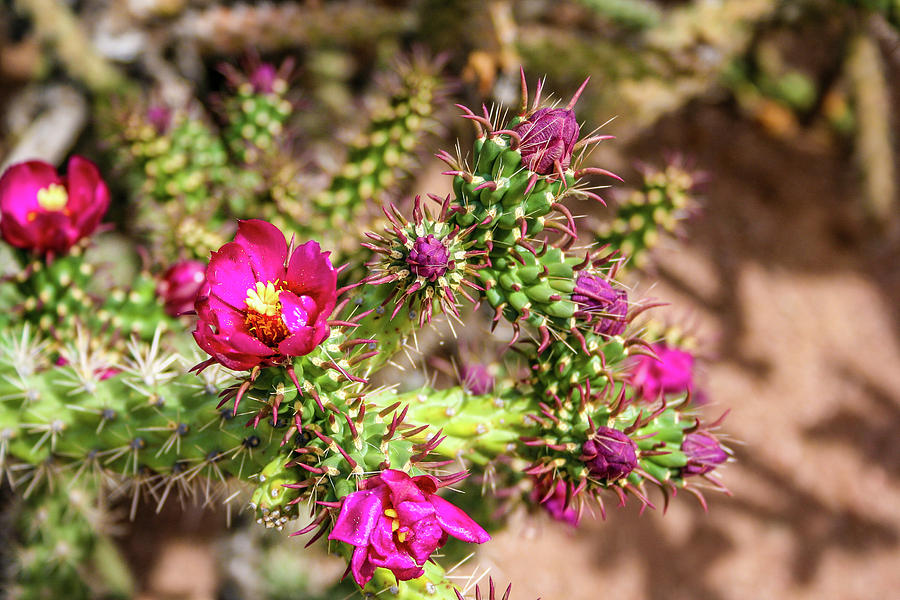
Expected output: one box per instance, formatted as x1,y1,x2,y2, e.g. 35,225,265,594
581,426,638,482
630,343,695,401
460,363,495,395
147,105,172,134
406,234,450,281
158,260,206,317
249,63,279,94
572,272,628,336
512,107,580,175
681,431,728,476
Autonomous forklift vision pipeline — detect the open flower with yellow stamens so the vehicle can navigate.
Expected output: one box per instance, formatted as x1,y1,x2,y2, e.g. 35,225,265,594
193,219,336,371
0,156,109,257
329,469,490,586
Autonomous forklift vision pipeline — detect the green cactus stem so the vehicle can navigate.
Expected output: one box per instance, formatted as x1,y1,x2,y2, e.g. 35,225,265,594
594,161,700,270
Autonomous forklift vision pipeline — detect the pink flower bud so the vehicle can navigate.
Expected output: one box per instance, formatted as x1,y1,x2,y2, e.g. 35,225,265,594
572,272,628,336
581,426,638,482
681,431,728,476
157,260,206,317
512,107,580,175
406,234,450,281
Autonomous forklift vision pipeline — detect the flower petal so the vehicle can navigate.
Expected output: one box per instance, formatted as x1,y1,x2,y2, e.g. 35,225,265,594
0,160,60,224
279,290,313,330
65,155,109,234
206,242,257,311
234,219,288,284
429,495,490,544
350,545,376,587
277,323,329,357
329,489,384,547
406,516,444,564
378,469,427,505
395,500,435,524
286,240,336,310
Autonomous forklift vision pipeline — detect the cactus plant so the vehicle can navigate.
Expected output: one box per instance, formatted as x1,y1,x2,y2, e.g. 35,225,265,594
0,60,731,600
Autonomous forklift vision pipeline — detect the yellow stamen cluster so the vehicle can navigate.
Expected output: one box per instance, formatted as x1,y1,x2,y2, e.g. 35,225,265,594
36,184,69,211
384,508,407,542
245,281,281,315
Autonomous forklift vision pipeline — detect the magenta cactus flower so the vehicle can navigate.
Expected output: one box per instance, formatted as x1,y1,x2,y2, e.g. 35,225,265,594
512,107,580,175
572,272,628,336
681,431,728,476
531,479,579,526
193,219,337,371
158,260,206,317
581,426,638,482
629,343,695,401
0,156,109,257
329,469,490,586
406,234,450,281
460,363,495,395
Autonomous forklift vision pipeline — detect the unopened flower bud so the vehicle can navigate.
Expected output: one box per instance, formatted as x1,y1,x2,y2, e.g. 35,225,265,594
681,431,728,476
512,107,580,175
460,363,495,395
572,273,628,336
158,260,206,317
406,234,449,281
250,63,279,94
581,426,638,482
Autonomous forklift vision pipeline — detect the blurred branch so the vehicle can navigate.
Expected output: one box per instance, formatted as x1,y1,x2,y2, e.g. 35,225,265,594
0,85,86,170
847,26,897,228
13,0,128,93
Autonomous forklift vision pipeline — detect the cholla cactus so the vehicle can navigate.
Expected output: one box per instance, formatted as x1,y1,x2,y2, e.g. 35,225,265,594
0,64,731,599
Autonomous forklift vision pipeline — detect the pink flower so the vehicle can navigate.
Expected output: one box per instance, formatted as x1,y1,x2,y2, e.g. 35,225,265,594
629,343,695,401
0,156,109,256
193,220,336,371
329,469,490,586
158,260,206,317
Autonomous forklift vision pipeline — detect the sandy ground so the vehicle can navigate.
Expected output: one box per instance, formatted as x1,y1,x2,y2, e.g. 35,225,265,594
129,102,900,600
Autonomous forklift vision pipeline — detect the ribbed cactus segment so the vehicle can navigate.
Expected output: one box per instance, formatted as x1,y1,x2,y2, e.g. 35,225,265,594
478,246,581,332
437,75,622,337
222,77,293,166
277,58,444,254
0,327,280,494
595,162,698,269
528,331,629,404
10,479,133,600
13,247,96,336
362,560,460,600
142,115,230,211
11,249,173,347
449,135,572,252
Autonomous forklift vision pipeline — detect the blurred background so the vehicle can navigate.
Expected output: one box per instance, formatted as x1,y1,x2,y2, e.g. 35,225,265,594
1,0,899,599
